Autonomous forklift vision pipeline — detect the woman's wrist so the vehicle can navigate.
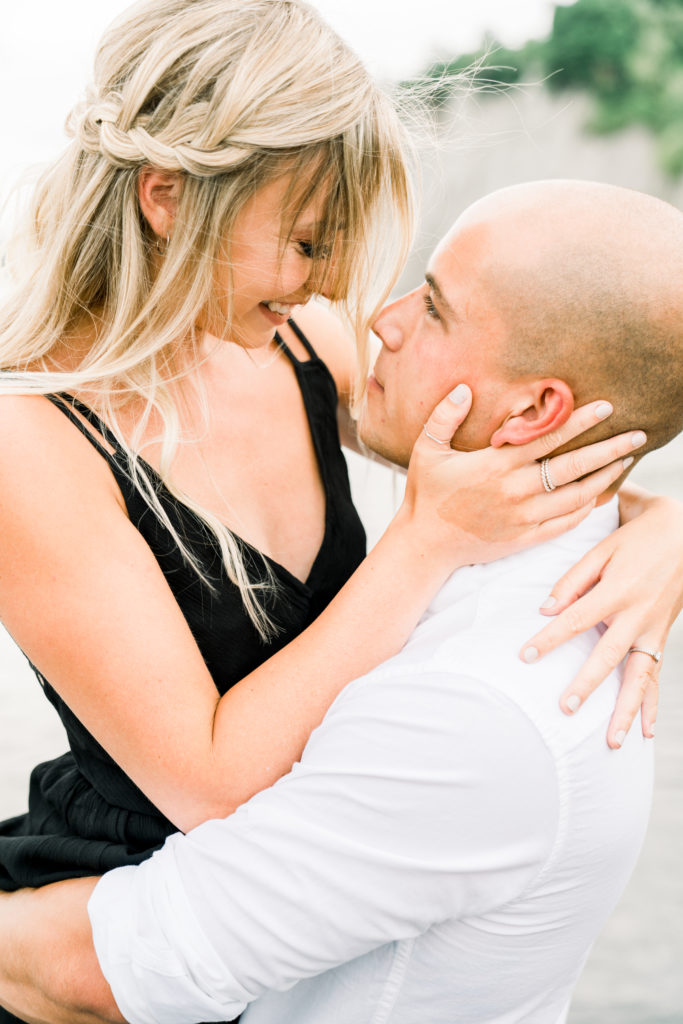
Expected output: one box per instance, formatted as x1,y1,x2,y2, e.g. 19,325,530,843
385,503,466,589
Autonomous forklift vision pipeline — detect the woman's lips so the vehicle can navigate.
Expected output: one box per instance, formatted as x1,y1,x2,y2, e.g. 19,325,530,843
367,374,384,392
259,302,292,326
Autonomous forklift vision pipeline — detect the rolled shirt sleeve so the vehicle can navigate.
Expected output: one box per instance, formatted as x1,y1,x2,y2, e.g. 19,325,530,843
89,668,559,1024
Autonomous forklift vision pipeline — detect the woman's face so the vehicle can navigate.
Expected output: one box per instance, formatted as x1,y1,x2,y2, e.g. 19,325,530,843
214,174,336,348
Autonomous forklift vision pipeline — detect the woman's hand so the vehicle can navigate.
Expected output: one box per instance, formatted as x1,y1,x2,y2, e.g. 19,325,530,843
400,389,645,570
520,488,683,748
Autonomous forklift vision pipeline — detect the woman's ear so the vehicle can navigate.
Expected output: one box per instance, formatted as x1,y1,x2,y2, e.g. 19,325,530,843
137,167,182,238
490,379,574,447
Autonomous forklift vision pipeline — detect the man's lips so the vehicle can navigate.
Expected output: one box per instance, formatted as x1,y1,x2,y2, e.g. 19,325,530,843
368,373,384,392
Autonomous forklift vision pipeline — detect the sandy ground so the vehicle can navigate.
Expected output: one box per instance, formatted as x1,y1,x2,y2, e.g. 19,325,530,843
0,438,681,1021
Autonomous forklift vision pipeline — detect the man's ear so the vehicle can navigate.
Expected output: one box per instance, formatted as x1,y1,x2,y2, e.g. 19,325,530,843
490,379,574,447
137,167,182,238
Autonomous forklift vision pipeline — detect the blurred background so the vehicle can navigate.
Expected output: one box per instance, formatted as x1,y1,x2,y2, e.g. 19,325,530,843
1,0,682,1020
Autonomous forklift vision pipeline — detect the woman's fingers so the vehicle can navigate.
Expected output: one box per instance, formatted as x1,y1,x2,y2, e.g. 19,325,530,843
540,551,608,615
560,618,641,722
507,400,615,466
522,588,663,746
544,430,647,487
417,384,472,449
535,537,615,617
609,645,662,744
639,669,660,738
525,500,597,545
520,581,627,707
522,458,632,526
521,590,605,667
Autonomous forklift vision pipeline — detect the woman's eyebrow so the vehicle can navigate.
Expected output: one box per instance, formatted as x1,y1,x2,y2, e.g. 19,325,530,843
424,272,459,321
294,218,347,233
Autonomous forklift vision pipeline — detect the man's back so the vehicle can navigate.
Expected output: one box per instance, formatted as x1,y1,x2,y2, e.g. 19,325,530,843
90,501,652,1024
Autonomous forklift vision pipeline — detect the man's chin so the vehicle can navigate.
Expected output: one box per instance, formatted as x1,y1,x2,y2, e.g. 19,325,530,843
357,428,407,468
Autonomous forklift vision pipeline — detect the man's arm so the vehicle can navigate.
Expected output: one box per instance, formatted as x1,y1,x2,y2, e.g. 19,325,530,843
0,879,122,1024
1,670,558,1024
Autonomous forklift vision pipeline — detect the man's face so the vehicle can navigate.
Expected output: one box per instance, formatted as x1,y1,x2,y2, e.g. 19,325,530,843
358,217,514,467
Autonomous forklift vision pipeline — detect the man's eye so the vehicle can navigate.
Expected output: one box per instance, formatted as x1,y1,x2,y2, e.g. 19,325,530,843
423,293,440,320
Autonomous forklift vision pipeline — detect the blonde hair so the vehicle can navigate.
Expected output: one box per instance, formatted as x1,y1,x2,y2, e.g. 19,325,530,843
0,0,416,637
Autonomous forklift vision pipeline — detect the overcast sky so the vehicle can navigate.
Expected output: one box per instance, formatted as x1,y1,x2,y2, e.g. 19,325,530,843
1,0,572,180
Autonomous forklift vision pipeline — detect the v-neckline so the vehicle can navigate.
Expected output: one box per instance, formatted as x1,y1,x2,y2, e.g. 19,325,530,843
55,341,331,591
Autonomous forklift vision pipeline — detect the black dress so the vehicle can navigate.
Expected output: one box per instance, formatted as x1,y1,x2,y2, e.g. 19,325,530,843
0,323,366,891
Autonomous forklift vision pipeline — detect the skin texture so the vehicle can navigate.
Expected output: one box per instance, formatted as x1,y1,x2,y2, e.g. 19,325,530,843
2,180,683,1024
138,169,337,350
360,180,683,469
359,179,683,745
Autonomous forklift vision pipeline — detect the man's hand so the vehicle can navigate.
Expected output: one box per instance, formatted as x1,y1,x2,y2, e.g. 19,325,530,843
0,879,125,1024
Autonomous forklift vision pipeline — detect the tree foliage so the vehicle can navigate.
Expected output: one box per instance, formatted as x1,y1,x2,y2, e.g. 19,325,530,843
412,0,683,177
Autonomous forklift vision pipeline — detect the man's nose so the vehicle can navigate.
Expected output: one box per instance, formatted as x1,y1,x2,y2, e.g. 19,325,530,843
372,299,405,352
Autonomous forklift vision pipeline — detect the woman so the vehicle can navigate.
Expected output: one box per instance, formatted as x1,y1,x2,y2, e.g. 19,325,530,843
0,1,681,1020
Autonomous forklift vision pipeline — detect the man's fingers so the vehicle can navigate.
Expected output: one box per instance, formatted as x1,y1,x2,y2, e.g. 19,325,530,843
420,384,472,447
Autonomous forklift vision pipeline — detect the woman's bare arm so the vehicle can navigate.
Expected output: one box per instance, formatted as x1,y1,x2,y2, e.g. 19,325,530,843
0,393,635,833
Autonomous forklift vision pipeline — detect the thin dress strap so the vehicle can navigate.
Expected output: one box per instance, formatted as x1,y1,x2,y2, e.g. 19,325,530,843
45,394,124,464
275,319,320,363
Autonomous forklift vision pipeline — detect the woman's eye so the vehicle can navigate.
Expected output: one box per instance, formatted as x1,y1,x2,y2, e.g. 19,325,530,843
297,240,314,258
423,292,440,320
296,240,331,261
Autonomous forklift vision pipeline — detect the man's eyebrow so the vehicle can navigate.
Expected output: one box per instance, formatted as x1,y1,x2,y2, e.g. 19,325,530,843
425,272,458,320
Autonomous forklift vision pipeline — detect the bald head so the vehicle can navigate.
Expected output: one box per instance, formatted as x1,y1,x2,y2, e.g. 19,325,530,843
458,180,683,454
362,180,683,474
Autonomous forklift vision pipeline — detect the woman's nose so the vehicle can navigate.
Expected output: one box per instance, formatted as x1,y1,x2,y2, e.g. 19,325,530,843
309,246,343,302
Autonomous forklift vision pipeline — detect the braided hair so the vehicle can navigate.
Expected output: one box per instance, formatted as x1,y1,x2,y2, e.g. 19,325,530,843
0,0,416,634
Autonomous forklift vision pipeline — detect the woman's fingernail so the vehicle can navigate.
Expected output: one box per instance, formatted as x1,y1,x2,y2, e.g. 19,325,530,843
540,595,557,611
567,694,581,713
631,431,647,447
622,456,634,470
614,729,627,748
648,722,656,737
522,646,539,663
595,402,613,419
449,383,471,405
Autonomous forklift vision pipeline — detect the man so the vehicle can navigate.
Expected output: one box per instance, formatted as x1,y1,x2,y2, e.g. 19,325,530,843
2,179,683,1023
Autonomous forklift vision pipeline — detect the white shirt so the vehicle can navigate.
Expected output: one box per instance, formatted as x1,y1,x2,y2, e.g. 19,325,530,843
89,499,653,1024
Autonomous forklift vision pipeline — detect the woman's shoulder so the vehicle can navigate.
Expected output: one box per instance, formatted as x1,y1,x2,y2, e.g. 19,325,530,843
0,393,125,514
284,302,357,406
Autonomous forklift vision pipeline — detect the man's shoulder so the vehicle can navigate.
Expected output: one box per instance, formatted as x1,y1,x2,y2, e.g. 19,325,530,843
313,657,558,787
322,591,617,776
391,499,623,759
